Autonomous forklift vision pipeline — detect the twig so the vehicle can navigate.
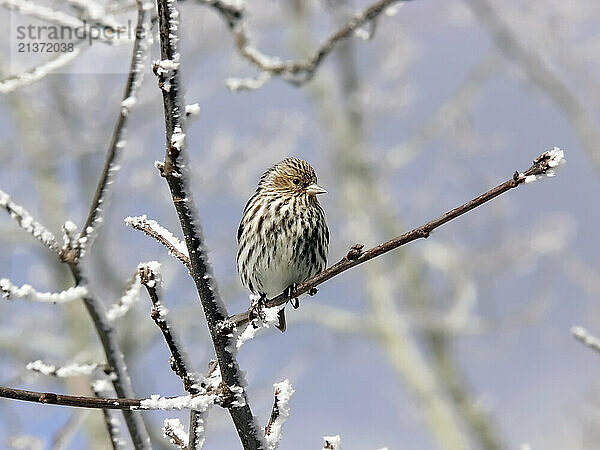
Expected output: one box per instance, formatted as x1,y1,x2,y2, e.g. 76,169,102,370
1,278,87,303
73,0,151,258
571,326,600,355
321,435,341,450
26,360,103,377
106,269,143,321
0,385,216,410
139,263,198,392
228,148,566,328
163,418,189,449
188,410,207,450
225,0,411,87
264,380,294,450
0,189,60,253
154,0,263,448
92,380,127,450
68,263,151,449
126,215,191,267
0,48,82,94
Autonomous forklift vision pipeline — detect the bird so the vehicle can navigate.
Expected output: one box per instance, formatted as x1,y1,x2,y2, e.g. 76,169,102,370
237,158,329,332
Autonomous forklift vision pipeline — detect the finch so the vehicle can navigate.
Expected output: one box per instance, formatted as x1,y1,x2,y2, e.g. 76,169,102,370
237,158,329,332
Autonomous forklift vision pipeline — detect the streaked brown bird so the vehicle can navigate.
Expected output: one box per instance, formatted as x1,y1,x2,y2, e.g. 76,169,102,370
237,158,329,332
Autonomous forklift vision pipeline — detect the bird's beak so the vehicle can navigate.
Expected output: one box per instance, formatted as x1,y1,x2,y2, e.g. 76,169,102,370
306,183,327,196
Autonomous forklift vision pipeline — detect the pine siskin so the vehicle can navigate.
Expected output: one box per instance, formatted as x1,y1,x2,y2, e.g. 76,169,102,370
237,158,329,332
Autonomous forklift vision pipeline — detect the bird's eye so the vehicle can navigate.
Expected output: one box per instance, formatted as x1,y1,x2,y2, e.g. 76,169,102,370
292,178,300,185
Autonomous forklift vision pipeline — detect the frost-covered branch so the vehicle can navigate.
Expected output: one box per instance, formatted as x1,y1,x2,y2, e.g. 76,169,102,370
92,380,127,450
26,360,102,377
228,148,566,328
571,326,600,355
321,435,341,450
155,0,263,447
0,385,218,411
0,49,82,94
71,0,152,259
139,262,199,392
163,418,189,449
0,189,60,253
222,0,410,88
0,0,121,43
264,380,294,450
106,269,143,321
125,215,190,267
0,278,87,303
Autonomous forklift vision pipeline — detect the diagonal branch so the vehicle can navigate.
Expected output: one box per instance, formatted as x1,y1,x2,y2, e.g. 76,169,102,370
154,0,264,448
73,0,151,257
126,215,191,267
0,189,60,253
228,148,566,328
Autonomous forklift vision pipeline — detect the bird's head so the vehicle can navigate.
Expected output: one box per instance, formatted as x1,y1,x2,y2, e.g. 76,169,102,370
258,158,327,198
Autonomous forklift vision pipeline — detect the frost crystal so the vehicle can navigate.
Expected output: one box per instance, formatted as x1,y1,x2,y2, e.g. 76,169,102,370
322,435,342,450
106,272,143,321
163,418,189,446
523,147,566,183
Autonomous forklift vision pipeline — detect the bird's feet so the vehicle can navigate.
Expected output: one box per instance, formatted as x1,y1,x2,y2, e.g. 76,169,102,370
284,284,300,309
249,294,267,326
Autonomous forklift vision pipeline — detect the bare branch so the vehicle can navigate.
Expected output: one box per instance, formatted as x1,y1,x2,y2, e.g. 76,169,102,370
155,0,264,447
126,215,190,268
0,189,60,253
571,326,600,355
228,148,566,328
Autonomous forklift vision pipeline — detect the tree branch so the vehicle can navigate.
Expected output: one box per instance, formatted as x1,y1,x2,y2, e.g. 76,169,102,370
228,148,565,328
154,0,263,448
0,385,213,411
571,326,600,355
203,0,411,88
72,0,151,258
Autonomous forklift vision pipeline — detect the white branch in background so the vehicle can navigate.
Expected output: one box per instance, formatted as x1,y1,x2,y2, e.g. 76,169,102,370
522,147,565,183
125,215,190,266
226,71,271,92
106,265,152,321
185,103,201,120
571,326,600,354
163,418,189,449
26,360,99,377
0,48,82,94
0,0,124,43
264,379,295,450
0,189,59,253
322,435,342,450
0,278,87,303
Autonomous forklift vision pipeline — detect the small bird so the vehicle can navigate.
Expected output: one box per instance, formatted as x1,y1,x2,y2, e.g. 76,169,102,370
237,158,329,332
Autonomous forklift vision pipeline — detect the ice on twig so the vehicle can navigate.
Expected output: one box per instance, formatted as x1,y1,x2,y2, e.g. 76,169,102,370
522,147,565,183
322,435,341,450
163,418,189,448
265,379,295,449
26,360,99,377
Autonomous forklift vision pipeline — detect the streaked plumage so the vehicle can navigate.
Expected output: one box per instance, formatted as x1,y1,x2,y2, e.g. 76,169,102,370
237,158,329,332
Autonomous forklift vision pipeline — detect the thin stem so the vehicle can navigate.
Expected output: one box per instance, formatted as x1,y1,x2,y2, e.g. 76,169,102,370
75,0,150,254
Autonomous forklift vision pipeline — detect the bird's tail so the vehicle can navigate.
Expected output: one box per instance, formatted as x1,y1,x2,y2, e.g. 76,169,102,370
276,308,286,332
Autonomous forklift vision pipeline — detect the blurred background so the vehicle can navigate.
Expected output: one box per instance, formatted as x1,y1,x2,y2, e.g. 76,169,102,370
1,0,600,448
